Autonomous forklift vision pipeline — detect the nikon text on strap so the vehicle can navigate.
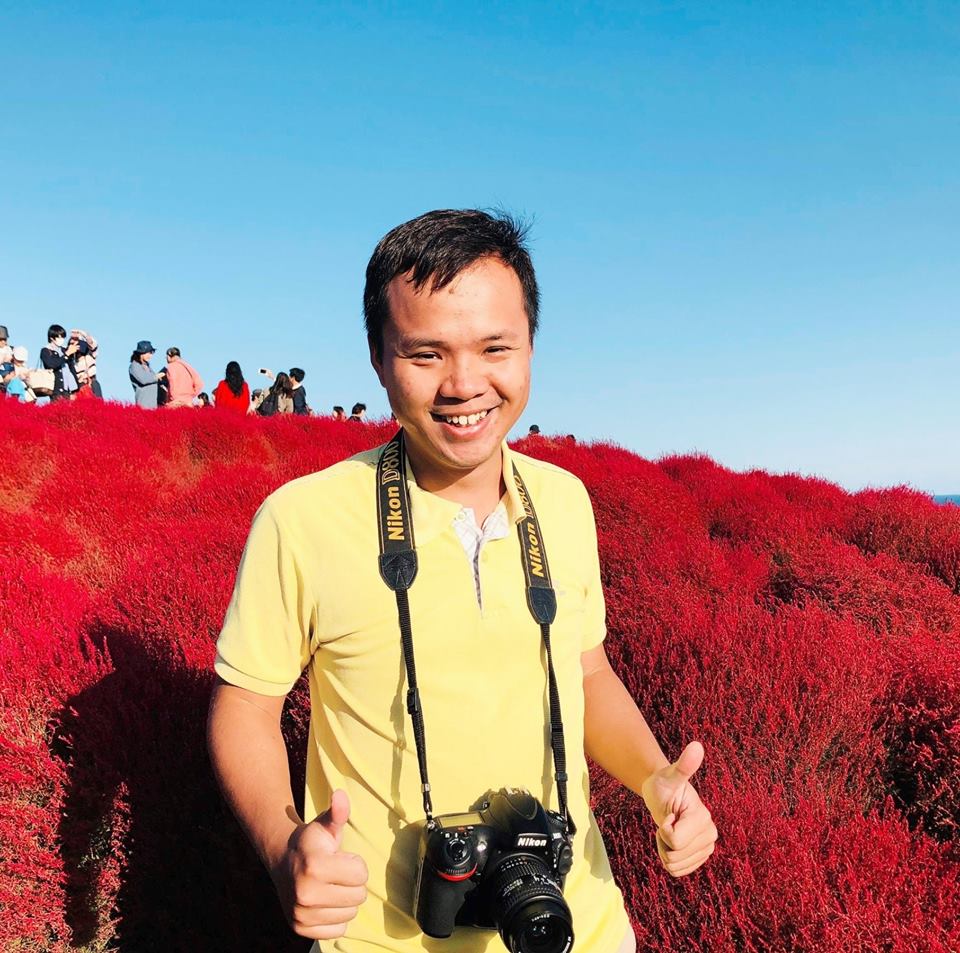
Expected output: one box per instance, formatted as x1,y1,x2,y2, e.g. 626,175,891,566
376,430,572,833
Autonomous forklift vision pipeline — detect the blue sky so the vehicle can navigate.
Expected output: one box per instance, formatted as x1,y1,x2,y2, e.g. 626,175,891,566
2,1,957,491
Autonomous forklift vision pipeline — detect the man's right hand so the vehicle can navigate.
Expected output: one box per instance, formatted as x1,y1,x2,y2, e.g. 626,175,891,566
271,789,369,942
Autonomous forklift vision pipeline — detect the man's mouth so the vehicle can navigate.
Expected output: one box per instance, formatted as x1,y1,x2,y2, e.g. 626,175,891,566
430,408,492,428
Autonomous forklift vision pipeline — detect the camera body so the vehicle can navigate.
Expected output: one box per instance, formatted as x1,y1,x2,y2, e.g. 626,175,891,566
413,788,575,952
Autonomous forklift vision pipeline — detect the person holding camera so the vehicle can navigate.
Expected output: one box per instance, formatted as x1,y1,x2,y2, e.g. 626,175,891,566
40,324,83,401
209,210,717,953
69,328,101,398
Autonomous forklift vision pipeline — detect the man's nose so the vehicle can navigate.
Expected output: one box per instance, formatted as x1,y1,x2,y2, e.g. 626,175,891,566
439,356,486,401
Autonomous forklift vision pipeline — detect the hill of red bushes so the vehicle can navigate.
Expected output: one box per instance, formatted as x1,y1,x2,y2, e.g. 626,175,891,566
2,399,958,952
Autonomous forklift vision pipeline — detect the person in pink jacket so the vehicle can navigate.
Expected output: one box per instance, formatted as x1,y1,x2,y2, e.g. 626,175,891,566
163,347,204,408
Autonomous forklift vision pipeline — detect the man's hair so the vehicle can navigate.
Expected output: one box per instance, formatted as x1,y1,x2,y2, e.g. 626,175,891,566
333,405,345,414
363,209,540,360
47,324,66,342
288,367,305,383
528,424,541,435
351,402,366,416
167,347,181,359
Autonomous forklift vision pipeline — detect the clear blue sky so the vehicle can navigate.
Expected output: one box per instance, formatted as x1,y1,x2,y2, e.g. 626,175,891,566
2,1,957,491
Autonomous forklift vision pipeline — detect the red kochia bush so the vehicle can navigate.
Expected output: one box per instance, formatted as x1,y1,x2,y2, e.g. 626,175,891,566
2,403,959,951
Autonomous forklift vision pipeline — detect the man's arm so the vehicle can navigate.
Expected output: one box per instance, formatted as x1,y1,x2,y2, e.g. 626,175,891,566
582,644,718,877
207,678,300,869
207,677,368,941
582,644,670,793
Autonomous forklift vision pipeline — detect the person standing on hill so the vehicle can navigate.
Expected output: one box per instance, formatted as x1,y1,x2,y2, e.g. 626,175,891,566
332,405,346,420
164,347,204,408
0,326,11,365
213,361,251,416
41,324,82,402
70,328,101,398
348,401,366,422
129,340,165,409
0,362,26,400
288,367,310,415
209,209,717,952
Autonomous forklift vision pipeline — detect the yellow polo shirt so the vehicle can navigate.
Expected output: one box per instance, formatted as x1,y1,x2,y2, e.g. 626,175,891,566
215,443,630,952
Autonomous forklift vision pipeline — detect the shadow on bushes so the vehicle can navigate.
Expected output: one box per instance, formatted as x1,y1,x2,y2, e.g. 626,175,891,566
54,625,310,953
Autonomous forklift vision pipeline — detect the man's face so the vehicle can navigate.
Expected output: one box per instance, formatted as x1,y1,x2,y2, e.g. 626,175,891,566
371,256,533,485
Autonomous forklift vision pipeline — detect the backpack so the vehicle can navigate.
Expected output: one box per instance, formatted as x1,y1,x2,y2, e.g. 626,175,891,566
257,389,279,417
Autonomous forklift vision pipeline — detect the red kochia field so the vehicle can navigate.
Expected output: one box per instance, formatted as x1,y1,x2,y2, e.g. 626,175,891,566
2,400,959,952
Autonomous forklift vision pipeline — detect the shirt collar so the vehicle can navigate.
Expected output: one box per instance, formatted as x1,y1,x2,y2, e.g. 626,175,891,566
402,441,526,546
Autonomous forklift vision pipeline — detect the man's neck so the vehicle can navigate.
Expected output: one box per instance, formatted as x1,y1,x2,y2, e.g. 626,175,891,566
405,444,506,525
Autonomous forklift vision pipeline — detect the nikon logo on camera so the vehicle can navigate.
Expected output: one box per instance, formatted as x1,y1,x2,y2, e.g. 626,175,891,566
516,835,548,848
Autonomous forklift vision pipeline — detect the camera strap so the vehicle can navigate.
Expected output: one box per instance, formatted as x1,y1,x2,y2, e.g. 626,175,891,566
376,430,571,833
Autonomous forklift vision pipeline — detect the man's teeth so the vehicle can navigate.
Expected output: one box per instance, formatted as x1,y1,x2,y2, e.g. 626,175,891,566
442,409,489,427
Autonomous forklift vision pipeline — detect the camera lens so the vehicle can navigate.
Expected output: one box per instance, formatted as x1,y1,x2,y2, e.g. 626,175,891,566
519,910,570,953
485,855,573,953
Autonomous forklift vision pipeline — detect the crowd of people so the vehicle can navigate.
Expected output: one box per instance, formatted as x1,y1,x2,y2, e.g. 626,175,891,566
0,325,368,420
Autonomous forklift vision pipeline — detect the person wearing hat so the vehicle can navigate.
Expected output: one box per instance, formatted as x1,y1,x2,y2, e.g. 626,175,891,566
129,340,166,409
0,326,12,365
11,346,29,379
9,347,32,401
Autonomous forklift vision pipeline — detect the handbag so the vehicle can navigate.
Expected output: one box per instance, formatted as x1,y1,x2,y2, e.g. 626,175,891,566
26,363,55,397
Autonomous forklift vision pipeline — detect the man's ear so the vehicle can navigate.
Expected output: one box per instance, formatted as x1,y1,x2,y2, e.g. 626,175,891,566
369,338,386,387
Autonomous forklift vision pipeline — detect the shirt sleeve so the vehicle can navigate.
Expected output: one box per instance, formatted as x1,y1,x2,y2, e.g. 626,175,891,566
578,481,607,651
129,362,157,386
214,500,315,696
41,347,66,370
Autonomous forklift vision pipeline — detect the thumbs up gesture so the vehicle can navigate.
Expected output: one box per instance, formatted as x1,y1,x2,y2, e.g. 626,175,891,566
641,741,718,878
271,790,369,941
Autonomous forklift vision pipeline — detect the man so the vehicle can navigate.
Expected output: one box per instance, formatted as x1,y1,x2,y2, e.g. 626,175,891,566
332,405,346,421
289,367,310,415
348,402,366,422
163,346,204,408
209,210,716,952
0,326,11,365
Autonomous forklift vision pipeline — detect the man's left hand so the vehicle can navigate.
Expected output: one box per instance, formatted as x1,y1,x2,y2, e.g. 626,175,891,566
640,740,717,878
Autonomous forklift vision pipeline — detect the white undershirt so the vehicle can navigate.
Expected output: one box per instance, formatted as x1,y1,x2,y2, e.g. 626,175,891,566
451,501,510,608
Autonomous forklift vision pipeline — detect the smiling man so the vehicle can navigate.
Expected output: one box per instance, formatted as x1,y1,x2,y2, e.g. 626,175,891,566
208,209,717,953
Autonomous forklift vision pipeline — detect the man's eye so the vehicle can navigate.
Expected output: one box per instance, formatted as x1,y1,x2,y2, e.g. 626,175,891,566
411,352,439,361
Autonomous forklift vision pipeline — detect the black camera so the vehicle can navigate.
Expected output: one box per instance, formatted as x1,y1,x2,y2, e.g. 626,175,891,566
413,787,575,952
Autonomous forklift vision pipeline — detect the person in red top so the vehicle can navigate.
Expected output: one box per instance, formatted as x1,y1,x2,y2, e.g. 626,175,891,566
213,361,250,415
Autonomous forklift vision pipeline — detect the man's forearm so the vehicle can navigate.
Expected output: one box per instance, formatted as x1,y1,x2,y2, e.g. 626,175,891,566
207,681,301,873
583,665,670,796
